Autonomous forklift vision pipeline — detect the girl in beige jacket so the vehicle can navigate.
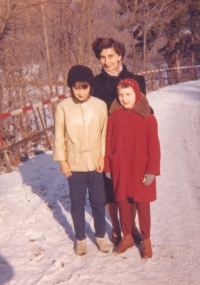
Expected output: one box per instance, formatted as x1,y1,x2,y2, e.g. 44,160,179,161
53,65,110,255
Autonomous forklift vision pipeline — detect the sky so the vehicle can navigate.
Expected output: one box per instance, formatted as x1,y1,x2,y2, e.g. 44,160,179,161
1,80,200,285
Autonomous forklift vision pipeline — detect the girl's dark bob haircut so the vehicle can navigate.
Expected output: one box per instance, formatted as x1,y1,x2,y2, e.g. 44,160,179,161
92,38,126,59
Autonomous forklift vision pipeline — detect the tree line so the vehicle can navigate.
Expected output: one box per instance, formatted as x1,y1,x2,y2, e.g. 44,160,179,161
0,0,200,117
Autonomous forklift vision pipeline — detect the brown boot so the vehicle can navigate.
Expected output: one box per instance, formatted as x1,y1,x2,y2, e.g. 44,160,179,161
115,234,134,253
111,229,122,246
132,226,142,244
141,238,152,259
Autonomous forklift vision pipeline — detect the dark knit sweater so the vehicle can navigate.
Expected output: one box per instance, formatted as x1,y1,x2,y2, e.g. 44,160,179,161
93,64,146,110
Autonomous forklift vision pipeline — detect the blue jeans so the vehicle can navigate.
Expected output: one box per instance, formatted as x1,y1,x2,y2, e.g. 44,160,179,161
68,171,106,240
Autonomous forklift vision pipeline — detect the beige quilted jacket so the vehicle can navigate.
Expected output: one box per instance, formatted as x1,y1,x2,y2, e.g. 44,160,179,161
53,96,108,171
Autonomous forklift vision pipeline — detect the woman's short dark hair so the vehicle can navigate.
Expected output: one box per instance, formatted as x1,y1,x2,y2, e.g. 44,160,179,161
92,38,126,59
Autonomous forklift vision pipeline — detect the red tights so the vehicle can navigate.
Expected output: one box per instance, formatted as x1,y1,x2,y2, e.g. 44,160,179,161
118,197,151,239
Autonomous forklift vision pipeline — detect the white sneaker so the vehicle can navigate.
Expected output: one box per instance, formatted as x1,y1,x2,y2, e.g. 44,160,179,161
75,239,87,255
95,237,110,253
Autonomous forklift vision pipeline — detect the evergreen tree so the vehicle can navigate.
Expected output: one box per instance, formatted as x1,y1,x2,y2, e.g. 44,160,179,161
158,0,200,67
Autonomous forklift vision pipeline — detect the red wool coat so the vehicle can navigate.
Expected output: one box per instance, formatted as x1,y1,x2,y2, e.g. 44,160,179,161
104,98,161,203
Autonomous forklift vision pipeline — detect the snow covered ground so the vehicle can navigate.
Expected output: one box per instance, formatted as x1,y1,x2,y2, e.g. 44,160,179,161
1,81,200,285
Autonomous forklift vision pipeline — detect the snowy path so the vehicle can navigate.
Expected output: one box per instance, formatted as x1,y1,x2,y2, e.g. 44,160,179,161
1,81,200,285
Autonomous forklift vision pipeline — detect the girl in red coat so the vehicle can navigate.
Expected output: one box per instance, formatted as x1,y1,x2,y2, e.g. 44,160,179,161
104,78,161,258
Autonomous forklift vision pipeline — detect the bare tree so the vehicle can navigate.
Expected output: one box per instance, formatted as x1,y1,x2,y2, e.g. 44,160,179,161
140,0,172,70
116,0,173,71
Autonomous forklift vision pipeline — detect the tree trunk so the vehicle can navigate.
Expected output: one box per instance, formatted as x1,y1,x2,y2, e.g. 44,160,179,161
130,30,138,73
0,0,11,40
143,20,147,71
60,4,67,93
78,0,87,64
0,84,2,132
0,0,11,132
87,0,93,68
40,0,53,96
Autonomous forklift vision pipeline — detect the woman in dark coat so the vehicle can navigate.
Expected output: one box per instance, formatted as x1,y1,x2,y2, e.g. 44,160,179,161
94,63,146,110
104,78,160,258
92,37,152,245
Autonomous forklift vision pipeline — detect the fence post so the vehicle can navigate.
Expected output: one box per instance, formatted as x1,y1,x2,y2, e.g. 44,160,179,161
37,107,52,150
159,70,163,88
194,66,198,80
151,70,154,91
0,132,12,172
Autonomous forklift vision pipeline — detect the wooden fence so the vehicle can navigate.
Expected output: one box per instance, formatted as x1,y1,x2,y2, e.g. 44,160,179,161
0,65,200,173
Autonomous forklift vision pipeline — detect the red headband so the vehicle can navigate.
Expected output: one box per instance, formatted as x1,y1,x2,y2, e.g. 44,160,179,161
117,78,141,104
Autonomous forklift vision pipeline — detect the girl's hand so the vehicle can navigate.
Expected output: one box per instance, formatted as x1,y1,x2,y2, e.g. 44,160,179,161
105,173,112,179
141,174,155,186
59,161,72,177
96,157,104,173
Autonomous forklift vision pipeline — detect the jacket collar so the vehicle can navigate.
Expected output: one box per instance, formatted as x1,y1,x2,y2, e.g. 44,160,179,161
109,93,150,118
71,94,91,104
100,64,128,79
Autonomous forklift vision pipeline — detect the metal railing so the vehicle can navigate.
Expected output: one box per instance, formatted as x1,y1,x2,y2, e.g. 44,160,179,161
139,65,200,92
0,94,66,172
